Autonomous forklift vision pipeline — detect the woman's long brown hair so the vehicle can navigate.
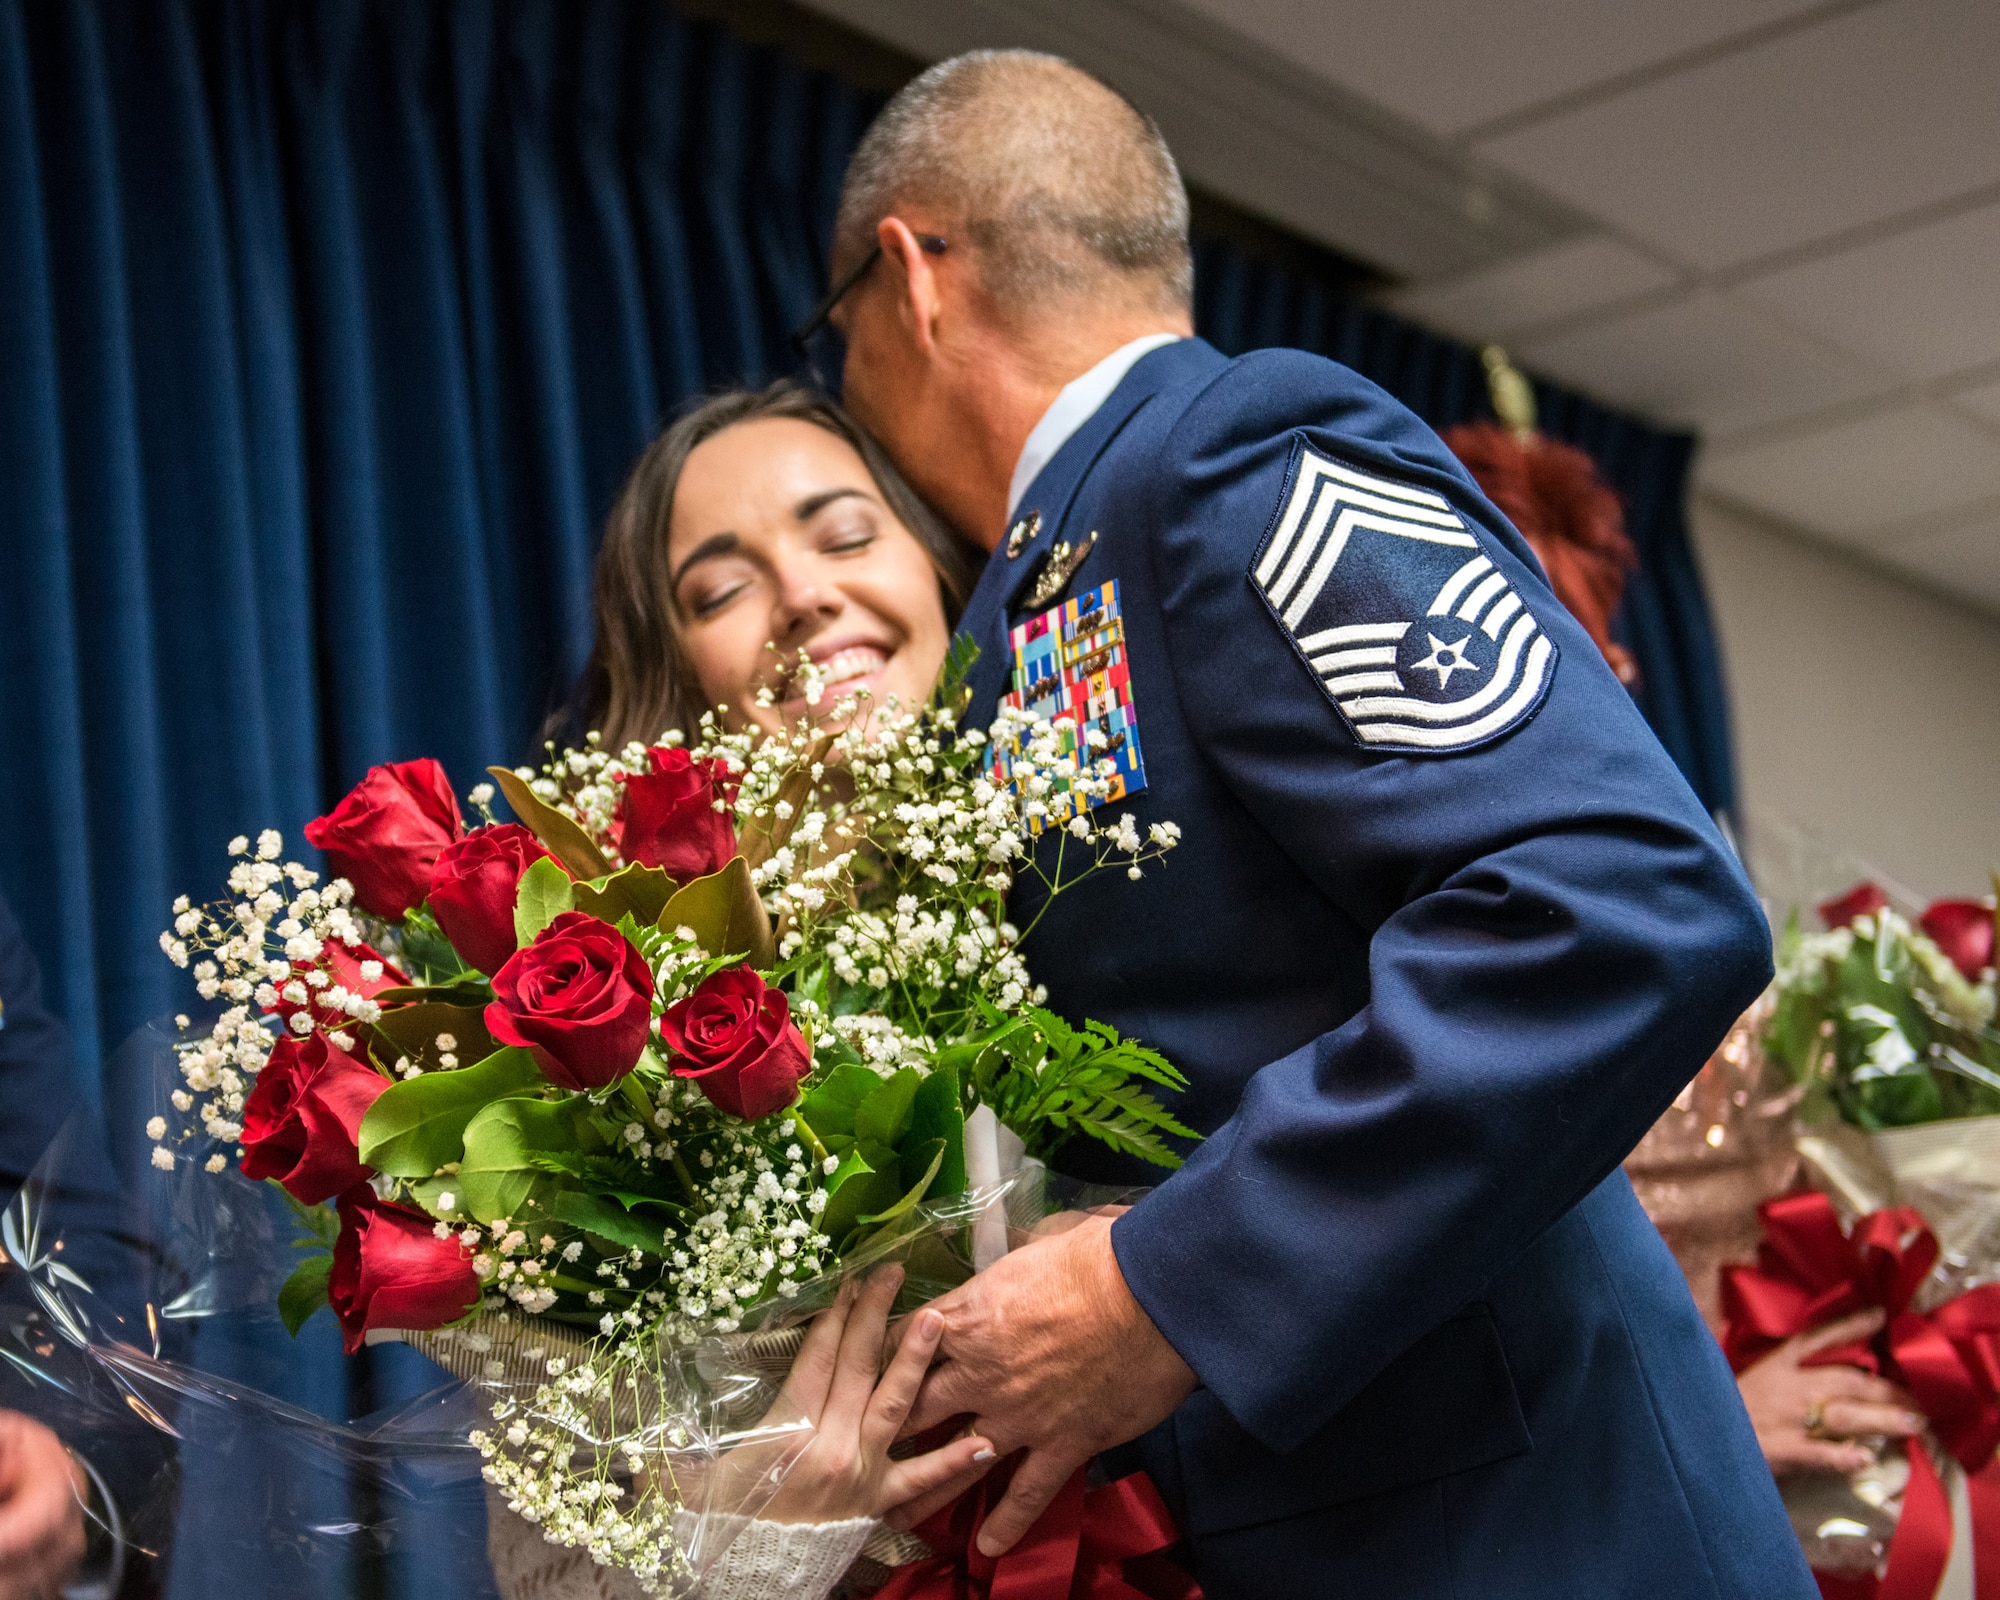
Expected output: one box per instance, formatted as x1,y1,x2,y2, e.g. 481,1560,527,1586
560,381,983,752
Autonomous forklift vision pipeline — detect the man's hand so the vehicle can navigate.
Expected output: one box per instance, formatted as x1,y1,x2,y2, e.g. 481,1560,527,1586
894,1213,1196,1556
0,1410,85,1600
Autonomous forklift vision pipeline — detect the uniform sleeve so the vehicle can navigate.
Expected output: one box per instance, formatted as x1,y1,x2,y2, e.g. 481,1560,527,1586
1106,351,1772,1455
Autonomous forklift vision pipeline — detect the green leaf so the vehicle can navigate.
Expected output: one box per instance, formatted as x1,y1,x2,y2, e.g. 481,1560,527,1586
514,855,576,948
858,1142,945,1227
906,1064,966,1198
548,1191,669,1256
818,1157,903,1248
362,1001,498,1077
974,1005,1195,1172
824,1147,875,1197
272,1182,342,1248
487,766,614,881
373,981,493,1008
390,905,477,986
657,857,774,967
358,1046,547,1177
458,1098,578,1222
853,1068,922,1148
799,1061,882,1144
278,1252,334,1338
573,863,679,931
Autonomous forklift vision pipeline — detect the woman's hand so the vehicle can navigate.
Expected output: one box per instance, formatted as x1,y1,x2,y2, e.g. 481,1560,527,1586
759,1264,994,1524
1736,1307,1925,1476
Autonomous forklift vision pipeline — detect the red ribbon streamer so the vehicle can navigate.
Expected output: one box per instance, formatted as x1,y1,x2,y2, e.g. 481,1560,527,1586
1724,1192,2000,1600
872,1463,1200,1600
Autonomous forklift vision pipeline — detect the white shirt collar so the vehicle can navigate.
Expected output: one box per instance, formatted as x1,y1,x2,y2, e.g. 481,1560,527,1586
1005,333,1184,520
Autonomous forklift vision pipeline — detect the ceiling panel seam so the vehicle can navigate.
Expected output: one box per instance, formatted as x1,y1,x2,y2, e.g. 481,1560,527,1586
1452,0,1890,147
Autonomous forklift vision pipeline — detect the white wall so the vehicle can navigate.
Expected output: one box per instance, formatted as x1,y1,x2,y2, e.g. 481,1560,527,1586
1692,493,2000,908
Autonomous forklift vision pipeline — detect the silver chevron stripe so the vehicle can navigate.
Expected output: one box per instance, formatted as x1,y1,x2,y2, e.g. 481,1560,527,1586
1337,611,1554,748
1255,452,1476,629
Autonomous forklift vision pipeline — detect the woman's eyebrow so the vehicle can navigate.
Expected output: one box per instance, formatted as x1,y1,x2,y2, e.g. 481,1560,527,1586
793,486,870,520
670,531,740,590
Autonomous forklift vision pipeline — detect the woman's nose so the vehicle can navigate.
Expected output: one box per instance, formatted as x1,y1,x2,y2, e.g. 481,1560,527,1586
771,569,842,643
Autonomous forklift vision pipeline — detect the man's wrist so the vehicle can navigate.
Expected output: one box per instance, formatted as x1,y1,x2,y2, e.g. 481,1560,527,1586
1091,1216,1198,1401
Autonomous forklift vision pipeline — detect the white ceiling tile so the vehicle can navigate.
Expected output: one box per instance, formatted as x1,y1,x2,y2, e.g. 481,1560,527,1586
1515,291,1880,434
1168,0,1824,139
1738,201,2000,381
1698,407,2000,538
1381,235,1678,343
1871,516,2000,614
1475,0,2000,271
1949,380,2000,429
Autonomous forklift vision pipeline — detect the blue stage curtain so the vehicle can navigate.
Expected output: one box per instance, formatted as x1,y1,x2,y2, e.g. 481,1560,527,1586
0,0,1734,1103
1195,244,1737,819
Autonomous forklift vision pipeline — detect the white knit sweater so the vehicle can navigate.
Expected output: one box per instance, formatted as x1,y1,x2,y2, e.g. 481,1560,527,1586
483,1484,878,1600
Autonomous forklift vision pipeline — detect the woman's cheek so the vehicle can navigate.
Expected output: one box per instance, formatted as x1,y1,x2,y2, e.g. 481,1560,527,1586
686,612,765,717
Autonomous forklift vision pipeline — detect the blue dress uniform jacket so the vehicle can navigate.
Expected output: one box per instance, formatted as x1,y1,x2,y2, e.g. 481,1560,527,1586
955,339,1814,1600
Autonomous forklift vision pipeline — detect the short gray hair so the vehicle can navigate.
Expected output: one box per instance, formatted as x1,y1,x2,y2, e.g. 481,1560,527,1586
835,50,1192,315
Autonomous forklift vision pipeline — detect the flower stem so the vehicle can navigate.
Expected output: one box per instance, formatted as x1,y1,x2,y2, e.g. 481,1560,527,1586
790,1106,831,1167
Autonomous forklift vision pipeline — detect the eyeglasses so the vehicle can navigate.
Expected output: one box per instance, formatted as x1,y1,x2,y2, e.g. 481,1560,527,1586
792,232,948,393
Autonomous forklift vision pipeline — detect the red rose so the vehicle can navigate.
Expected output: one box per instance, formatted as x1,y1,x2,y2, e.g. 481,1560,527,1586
1919,899,1997,981
269,937,407,1035
328,1185,480,1355
484,911,652,1090
240,1032,391,1204
1819,881,1889,931
657,967,808,1121
429,824,558,975
616,748,736,883
304,759,464,920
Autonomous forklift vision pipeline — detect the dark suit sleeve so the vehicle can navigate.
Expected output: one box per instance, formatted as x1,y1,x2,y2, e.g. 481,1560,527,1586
1107,351,1772,1455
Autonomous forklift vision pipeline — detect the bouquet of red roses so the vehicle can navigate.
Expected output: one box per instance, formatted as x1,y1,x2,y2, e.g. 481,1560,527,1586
152,673,1193,1588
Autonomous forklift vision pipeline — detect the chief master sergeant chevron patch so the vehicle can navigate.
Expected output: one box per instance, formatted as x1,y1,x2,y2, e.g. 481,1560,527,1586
1249,440,1559,754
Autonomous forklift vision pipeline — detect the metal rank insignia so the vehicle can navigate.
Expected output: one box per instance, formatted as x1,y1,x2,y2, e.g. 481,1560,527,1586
1024,529,1097,609
1005,510,1040,559
990,578,1146,833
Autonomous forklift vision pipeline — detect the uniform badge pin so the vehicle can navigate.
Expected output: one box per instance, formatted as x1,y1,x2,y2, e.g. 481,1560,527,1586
1005,510,1041,559
1026,529,1097,607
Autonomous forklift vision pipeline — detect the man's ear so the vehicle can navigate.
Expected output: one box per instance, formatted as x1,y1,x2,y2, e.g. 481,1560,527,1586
877,216,945,357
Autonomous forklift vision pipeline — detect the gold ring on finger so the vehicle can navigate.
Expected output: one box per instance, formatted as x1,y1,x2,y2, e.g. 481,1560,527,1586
1804,1401,1831,1438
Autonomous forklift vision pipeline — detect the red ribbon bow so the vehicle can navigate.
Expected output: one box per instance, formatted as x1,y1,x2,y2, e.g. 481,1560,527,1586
1722,1192,2000,1600
1722,1192,2000,1473
873,1464,1201,1600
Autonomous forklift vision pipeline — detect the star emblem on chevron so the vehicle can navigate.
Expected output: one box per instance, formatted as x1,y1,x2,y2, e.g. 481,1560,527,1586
1249,441,1559,753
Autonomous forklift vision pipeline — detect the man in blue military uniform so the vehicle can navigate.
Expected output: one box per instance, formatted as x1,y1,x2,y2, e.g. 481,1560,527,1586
816,49,1817,1599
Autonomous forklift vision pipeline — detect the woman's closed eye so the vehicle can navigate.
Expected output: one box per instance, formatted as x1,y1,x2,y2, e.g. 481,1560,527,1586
681,565,757,619
816,514,879,557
